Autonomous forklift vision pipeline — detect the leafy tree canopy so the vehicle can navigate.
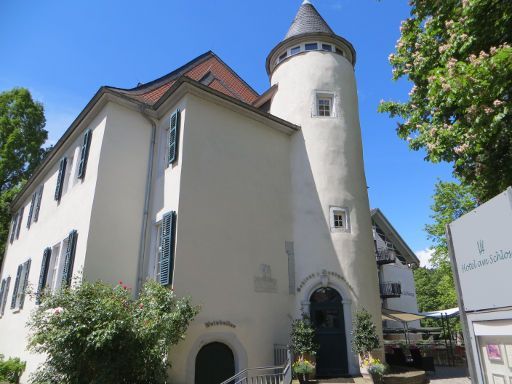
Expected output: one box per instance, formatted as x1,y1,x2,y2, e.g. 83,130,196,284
27,280,199,384
379,0,512,202
0,88,47,263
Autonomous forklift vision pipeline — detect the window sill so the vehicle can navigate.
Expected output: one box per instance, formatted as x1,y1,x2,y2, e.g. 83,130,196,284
11,308,21,314
311,115,338,119
331,227,351,233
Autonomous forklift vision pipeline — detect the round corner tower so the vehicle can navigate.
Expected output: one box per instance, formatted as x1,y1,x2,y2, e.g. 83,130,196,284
267,1,382,376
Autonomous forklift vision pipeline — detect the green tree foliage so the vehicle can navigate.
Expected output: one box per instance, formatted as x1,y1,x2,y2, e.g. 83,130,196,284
425,181,477,266
0,354,26,384
27,280,199,384
0,88,47,264
414,181,476,330
379,0,512,202
351,308,381,359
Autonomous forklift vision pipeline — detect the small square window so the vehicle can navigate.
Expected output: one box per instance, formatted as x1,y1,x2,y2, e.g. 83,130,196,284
322,44,332,52
330,207,350,232
317,97,332,117
305,43,318,51
278,52,287,62
290,46,301,55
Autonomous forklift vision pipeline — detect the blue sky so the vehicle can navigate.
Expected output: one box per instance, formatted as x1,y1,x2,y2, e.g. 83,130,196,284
0,0,453,262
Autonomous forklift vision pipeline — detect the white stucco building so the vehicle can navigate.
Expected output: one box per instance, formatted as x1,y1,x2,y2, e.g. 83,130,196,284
0,2,420,383
371,209,421,334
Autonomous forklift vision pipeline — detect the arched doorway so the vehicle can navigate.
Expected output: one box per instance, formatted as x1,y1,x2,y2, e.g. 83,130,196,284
195,342,235,384
310,287,348,377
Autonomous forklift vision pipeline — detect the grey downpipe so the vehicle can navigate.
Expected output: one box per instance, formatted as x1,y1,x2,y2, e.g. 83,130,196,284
136,108,158,295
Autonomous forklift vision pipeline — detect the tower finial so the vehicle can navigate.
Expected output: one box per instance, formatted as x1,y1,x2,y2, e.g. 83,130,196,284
302,0,312,4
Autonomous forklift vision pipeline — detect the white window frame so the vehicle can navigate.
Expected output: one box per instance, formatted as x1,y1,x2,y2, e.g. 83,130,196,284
314,92,337,118
64,152,75,194
47,242,63,292
329,206,350,233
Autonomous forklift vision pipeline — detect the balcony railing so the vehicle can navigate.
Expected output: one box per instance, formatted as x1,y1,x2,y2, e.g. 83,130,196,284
380,282,401,299
375,248,396,265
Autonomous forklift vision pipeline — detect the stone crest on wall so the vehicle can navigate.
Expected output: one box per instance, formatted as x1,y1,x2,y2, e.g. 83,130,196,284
254,264,277,293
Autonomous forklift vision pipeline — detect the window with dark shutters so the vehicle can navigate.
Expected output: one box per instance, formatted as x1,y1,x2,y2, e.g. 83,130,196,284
27,192,37,229
36,248,52,304
54,157,67,201
77,130,92,179
9,214,18,244
15,207,24,240
34,185,44,222
61,230,77,286
19,259,31,309
159,212,176,286
11,264,22,309
0,277,10,316
168,109,181,166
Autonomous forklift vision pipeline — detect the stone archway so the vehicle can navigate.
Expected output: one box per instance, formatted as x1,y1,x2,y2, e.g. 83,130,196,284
195,342,235,384
310,287,349,377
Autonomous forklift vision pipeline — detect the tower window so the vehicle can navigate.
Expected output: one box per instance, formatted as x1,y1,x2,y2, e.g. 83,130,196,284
322,44,332,52
278,52,287,62
329,207,350,233
305,43,318,51
290,46,301,55
317,96,332,117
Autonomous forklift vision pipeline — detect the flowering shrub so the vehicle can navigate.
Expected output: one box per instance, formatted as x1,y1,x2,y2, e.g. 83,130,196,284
292,358,315,375
27,279,199,384
366,358,387,383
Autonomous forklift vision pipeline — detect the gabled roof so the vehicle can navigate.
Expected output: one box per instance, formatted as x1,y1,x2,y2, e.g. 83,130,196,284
371,208,420,266
10,54,298,211
285,0,334,39
107,51,259,106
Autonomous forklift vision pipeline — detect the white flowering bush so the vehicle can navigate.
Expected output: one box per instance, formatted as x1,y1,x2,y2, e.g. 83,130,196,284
27,280,199,384
379,0,512,202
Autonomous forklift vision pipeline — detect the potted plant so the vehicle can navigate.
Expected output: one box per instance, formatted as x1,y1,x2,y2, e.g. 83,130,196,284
292,358,315,384
351,308,383,379
364,357,387,384
290,316,318,382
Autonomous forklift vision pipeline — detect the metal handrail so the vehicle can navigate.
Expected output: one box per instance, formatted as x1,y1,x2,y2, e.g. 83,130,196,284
219,365,287,384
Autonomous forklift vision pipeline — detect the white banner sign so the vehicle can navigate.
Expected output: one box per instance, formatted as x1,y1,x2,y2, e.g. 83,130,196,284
449,188,512,312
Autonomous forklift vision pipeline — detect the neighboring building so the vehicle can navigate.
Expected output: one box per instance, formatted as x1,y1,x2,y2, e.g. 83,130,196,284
0,2,387,382
371,209,421,334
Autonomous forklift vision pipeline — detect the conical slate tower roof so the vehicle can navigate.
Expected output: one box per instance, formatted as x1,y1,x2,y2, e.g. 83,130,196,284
284,0,334,39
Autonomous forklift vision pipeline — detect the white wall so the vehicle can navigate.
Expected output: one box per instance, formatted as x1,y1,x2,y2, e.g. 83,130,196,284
381,262,421,329
270,50,383,373
164,93,294,384
0,106,109,382
84,102,152,289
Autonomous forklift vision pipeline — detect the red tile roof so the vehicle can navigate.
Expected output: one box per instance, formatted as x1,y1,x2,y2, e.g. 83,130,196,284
109,52,259,105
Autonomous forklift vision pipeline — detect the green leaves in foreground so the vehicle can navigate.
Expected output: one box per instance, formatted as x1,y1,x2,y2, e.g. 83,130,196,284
27,280,199,384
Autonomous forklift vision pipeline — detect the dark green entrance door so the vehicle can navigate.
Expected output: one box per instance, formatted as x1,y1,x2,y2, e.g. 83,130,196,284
195,342,235,384
310,287,348,377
